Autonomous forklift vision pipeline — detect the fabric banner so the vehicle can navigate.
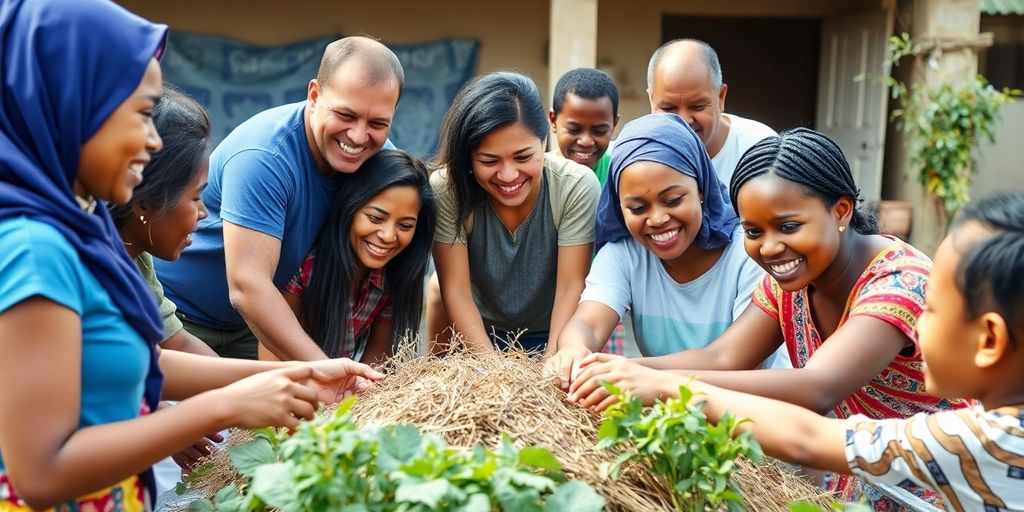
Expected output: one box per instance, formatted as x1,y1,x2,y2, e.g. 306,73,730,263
161,32,478,157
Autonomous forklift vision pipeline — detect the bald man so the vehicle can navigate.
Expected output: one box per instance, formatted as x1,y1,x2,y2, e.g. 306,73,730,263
156,37,403,361
647,39,776,187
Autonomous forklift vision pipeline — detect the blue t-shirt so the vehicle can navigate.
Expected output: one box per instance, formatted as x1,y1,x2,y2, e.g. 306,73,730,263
0,217,149,471
580,228,791,368
156,102,336,329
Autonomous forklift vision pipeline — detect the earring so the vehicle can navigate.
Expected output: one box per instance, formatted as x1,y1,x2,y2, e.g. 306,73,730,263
139,215,147,225
839,225,846,233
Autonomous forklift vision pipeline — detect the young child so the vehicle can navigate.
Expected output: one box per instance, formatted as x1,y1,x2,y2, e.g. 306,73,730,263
549,67,625,355
430,71,600,354
269,150,436,365
568,128,968,507
545,114,786,390
681,193,1024,511
548,67,620,187
109,87,217,358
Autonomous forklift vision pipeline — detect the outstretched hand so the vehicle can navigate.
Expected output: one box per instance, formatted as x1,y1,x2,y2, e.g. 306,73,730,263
567,353,682,412
303,358,386,404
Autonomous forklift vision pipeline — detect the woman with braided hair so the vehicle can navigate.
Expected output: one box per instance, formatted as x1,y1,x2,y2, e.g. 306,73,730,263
568,128,968,508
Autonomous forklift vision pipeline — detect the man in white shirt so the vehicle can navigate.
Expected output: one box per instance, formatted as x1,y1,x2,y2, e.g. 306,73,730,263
647,39,776,187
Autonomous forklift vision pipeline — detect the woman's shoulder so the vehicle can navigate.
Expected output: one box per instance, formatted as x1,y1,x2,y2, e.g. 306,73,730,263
544,153,599,184
0,216,78,263
859,237,932,289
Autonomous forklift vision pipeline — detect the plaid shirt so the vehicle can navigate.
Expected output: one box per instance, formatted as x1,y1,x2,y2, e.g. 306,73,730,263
286,254,393,359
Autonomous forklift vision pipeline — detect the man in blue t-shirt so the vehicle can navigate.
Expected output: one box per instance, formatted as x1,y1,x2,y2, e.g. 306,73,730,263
156,37,403,360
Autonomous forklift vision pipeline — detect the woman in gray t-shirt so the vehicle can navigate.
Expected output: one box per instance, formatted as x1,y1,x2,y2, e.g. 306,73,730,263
429,72,600,354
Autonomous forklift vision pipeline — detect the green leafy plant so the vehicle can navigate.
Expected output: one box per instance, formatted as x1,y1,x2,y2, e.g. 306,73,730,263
187,397,605,512
596,383,762,512
788,500,873,512
878,32,1021,217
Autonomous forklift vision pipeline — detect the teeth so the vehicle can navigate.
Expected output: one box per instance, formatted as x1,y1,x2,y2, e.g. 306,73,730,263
498,182,524,194
366,241,391,257
572,150,595,158
339,141,365,155
650,229,679,243
770,258,803,274
129,163,145,174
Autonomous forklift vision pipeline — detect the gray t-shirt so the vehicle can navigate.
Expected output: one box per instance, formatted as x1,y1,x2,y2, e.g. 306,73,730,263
431,155,600,332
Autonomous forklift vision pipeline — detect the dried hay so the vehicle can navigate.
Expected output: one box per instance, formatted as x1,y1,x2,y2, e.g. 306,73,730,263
176,341,836,511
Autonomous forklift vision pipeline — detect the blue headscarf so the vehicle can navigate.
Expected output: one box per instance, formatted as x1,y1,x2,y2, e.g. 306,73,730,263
1,0,167,498
595,113,739,251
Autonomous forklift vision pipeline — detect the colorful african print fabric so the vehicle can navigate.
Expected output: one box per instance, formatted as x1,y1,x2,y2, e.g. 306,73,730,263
846,404,1024,512
753,237,970,507
0,474,148,512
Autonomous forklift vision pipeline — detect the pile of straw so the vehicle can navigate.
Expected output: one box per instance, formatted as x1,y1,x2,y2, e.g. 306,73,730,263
178,346,835,511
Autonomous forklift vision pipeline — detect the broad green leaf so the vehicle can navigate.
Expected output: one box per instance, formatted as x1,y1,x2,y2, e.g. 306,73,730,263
517,447,562,471
187,499,214,512
454,493,492,512
228,437,276,477
250,463,300,511
494,482,543,512
395,479,450,508
544,481,605,512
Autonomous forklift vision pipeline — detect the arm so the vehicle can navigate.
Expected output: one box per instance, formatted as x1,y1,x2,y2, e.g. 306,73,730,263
672,316,909,415
432,242,493,353
0,298,320,510
361,322,394,366
223,221,328,361
160,327,218,357
634,302,784,371
689,380,850,474
544,243,593,356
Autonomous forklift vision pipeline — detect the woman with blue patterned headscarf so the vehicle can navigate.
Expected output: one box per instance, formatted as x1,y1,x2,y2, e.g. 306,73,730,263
0,1,384,508
546,113,789,390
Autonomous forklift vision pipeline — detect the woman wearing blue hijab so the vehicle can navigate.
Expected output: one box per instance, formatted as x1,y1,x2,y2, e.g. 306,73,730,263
546,114,788,389
0,1,384,508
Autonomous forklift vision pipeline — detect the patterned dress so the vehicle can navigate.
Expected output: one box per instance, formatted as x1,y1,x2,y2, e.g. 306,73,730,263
753,238,969,509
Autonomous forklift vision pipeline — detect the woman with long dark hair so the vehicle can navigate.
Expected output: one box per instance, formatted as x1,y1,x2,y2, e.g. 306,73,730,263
429,71,600,354
109,87,216,357
268,150,436,364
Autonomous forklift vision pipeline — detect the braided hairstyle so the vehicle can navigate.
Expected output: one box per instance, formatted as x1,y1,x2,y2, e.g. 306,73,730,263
729,127,878,235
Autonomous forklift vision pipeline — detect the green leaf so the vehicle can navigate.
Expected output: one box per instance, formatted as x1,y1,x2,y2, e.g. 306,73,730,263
507,470,557,492
228,436,276,477
250,463,300,511
544,481,605,512
454,493,493,512
494,482,543,512
212,485,245,512
187,499,214,512
517,447,562,471
395,479,450,508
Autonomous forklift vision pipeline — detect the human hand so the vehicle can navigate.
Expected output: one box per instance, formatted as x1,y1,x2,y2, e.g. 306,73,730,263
542,346,592,391
172,431,224,472
215,365,320,430
567,353,681,412
303,358,386,404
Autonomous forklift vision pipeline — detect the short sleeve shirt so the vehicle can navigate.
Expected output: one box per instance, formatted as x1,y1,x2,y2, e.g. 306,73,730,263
430,155,600,332
845,405,1024,511
0,217,149,473
155,102,338,330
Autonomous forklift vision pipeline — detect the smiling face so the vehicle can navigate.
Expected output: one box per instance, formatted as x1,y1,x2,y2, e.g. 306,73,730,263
618,161,704,262
550,93,618,169
143,161,210,261
737,174,851,292
471,122,545,209
76,58,163,204
348,185,420,271
649,44,728,158
307,60,400,177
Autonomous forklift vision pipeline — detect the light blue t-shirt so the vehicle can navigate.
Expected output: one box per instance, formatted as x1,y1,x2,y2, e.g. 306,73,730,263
156,102,394,329
0,217,149,471
581,229,790,368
